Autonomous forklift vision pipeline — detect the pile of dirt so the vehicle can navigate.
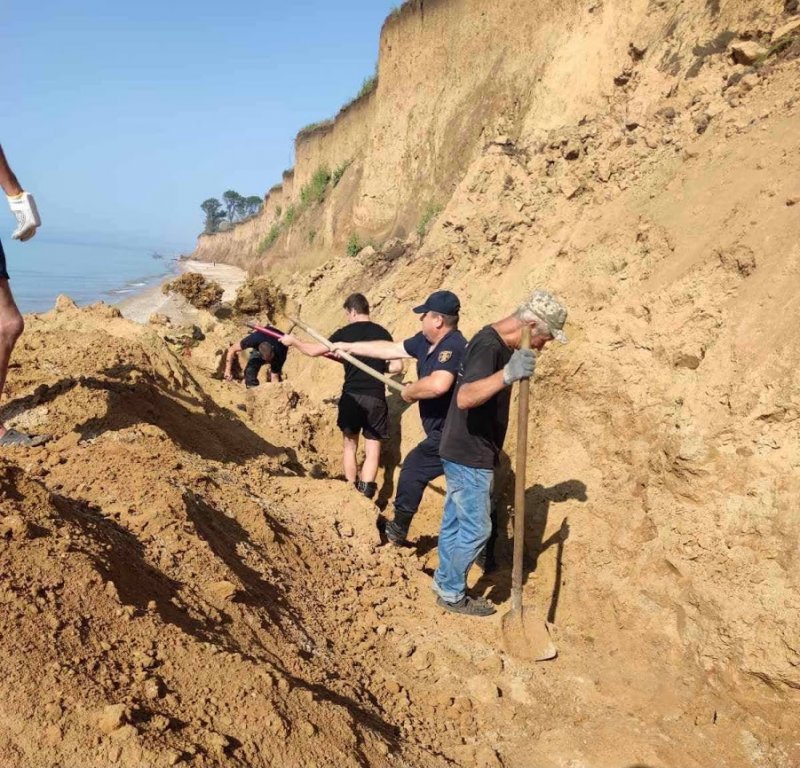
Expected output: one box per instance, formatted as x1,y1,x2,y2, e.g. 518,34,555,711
3,2,800,767
0,304,456,767
232,276,287,320
163,273,224,310
185,1,800,766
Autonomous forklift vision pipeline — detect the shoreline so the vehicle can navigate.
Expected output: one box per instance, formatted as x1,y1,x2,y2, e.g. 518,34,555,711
116,259,247,325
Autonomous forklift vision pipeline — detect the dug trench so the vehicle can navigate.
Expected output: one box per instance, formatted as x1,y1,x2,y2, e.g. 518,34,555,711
3,0,800,765
0,302,593,768
0,285,795,768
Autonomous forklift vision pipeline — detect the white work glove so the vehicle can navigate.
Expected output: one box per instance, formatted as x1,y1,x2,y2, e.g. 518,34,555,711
503,348,536,385
7,192,41,241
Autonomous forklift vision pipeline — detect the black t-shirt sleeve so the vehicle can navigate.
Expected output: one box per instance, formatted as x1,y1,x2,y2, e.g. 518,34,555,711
461,335,502,384
240,332,263,350
329,327,344,344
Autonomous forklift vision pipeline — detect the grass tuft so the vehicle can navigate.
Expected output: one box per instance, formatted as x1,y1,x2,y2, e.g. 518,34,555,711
416,203,443,237
346,234,363,258
258,223,282,253
332,160,352,187
299,166,331,207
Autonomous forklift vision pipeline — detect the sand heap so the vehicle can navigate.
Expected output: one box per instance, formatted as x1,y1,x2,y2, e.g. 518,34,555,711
2,1,799,766
0,302,455,768
182,0,800,765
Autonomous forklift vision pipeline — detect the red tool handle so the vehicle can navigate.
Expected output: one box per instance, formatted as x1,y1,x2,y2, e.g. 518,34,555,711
246,322,340,362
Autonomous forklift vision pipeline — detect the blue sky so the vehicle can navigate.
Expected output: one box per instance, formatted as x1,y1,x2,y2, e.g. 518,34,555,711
1,1,398,252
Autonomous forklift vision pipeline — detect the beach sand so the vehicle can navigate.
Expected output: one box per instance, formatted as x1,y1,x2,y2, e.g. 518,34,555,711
116,258,246,325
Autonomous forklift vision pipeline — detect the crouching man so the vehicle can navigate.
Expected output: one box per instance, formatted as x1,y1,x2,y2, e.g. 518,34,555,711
224,324,288,386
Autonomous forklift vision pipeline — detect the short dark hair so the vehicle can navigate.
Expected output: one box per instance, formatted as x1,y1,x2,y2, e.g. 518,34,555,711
258,341,274,362
429,311,459,329
343,293,370,315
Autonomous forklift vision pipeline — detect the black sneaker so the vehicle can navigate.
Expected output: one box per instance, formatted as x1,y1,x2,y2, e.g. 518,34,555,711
436,595,496,617
384,519,407,546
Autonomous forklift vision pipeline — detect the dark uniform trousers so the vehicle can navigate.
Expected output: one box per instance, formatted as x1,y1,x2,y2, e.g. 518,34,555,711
244,351,268,386
392,430,444,535
393,429,499,561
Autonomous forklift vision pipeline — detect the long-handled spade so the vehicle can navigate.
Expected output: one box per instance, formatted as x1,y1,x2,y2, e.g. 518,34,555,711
500,325,558,662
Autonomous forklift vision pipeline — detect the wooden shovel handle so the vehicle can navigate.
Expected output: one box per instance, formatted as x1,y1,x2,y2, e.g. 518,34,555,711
511,326,531,614
287,315,406,393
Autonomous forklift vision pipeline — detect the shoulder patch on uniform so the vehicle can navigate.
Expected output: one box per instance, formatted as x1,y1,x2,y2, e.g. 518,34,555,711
438,350,452,363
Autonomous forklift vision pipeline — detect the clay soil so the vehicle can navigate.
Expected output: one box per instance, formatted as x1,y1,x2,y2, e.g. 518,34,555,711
3,2,800,767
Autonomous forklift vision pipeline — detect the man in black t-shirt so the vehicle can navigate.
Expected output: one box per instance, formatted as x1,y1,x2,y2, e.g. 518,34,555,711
433,289,568,617
332,290,466,544
224,325,288,386
281,293,401,498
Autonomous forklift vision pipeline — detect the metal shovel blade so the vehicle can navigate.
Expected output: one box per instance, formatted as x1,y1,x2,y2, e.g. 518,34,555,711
501,607,558,662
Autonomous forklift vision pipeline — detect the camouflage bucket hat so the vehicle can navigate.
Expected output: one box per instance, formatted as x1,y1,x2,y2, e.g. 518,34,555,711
519,289,568,343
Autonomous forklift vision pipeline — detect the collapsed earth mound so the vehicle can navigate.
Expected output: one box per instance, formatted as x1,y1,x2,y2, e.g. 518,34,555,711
232,276,287,320
0,304,454,768
163,273,224,310
188,0,800,765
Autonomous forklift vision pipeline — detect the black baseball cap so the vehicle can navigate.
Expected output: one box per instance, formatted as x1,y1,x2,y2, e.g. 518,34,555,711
412,290,461,316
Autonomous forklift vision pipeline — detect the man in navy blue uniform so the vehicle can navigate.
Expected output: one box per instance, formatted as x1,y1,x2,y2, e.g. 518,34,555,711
224,325,288,386
332,290,466,543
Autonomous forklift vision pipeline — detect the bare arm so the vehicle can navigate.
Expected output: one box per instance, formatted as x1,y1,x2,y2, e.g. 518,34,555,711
0,145,23,196
456,370,507,410
224,341,244,380
403,370,454,404
280,334,329,358
331,339,410,360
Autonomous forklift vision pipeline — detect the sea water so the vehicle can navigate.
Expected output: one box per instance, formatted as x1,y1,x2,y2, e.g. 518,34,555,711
2,236,182,314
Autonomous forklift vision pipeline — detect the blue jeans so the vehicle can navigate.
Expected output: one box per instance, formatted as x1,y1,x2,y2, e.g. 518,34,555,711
432,459,494,604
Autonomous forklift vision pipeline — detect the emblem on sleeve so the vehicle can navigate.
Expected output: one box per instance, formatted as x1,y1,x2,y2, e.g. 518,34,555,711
438,350,452,362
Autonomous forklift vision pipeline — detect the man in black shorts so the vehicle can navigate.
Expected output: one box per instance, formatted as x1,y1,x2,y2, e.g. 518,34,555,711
281,293,401,498
331,290,466,543
224,325,288,386
0,143,44,447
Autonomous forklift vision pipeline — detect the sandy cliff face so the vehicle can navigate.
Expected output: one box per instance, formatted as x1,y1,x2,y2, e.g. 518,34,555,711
196,0,652,267
2,1,798,767
188,0,800,762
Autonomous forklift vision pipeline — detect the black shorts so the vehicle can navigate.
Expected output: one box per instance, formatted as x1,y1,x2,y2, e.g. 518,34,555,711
0,238,8,280
337,392,388,441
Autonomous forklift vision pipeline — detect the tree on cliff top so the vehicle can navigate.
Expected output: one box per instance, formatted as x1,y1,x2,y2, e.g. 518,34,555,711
201,192,263,234
223,190,244,222
244,195,264,217
201,198,226,234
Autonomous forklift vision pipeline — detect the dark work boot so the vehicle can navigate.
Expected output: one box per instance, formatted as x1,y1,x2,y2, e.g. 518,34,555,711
384,519,407,546
388,507,413,545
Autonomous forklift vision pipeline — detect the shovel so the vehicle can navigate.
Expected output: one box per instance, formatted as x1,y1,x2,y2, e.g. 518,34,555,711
500,325,558,661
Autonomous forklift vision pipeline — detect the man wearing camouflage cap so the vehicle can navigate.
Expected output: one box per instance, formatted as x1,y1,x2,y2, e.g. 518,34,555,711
432,289,567,616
